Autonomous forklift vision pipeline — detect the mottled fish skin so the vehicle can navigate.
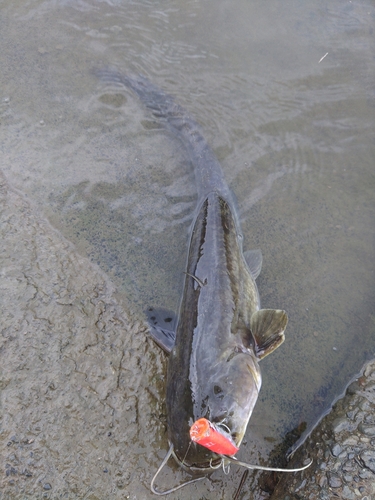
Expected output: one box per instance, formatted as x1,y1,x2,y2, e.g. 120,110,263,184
98,71,287,473
167,192,263,471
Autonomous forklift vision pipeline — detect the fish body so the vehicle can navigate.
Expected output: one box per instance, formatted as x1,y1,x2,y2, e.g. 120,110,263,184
167,190,265,471
100,72,287,473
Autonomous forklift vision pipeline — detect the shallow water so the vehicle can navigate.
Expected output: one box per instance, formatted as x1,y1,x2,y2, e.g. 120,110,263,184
1,0,375,498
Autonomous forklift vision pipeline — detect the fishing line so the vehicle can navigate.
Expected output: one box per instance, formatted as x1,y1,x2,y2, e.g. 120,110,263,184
150,444,204,495
181,440,192,467
209,458,223,470
221,455,313,473
222,461,231,475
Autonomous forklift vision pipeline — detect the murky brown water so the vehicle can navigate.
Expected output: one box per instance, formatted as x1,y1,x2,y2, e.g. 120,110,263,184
1,0,374,498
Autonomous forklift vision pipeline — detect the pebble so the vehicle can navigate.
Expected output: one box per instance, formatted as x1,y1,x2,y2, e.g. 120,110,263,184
319,491,331,500
360,436,370,443
269,359,375,500
358,423,375,436
359,450,375,473
331,443,342,456
359,399,371,411
346,381,360,395
318,474,327,487
341,485,356,500
342,460,355,472
332,417,350,433
342,436,358,446
328,473,342,488
359,469,372,479
295,479,307,491
346,408,357,419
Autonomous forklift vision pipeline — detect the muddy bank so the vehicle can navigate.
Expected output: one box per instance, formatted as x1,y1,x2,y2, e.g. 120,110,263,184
269,358,375,500
0,171,168,499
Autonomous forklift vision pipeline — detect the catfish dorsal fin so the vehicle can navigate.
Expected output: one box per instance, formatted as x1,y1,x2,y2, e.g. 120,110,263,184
243,249,263,279
250,309,287,359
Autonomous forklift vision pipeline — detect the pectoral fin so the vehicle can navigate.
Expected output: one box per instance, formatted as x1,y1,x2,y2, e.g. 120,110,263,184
243,249,263,280
250,309,287,359
145,307,177,354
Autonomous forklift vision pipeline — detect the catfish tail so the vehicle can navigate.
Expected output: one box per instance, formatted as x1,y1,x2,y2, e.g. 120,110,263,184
95,69,233,203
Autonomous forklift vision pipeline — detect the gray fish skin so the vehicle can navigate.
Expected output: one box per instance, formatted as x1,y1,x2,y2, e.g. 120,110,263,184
99,71,287,473
167,192,264,471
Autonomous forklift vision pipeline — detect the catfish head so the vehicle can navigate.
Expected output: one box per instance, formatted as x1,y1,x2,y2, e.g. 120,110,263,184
191,348,262,450
168,308,288,472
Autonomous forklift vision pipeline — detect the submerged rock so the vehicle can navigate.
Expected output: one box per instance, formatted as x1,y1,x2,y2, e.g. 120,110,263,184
269,359,375,499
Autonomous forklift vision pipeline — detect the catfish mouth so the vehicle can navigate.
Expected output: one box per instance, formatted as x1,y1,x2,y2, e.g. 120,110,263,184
171,418,238,474
171,448,223,474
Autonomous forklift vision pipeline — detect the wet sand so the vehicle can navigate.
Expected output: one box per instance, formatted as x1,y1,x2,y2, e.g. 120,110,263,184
0,171,166,499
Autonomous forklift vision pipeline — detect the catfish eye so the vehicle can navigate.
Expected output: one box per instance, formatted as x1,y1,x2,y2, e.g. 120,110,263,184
213,385,224,398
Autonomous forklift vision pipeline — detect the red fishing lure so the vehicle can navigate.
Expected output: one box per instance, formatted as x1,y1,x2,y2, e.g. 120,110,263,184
190,418,239,456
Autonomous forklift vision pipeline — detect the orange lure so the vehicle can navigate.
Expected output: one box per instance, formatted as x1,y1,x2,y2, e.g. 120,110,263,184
190,418,239,456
